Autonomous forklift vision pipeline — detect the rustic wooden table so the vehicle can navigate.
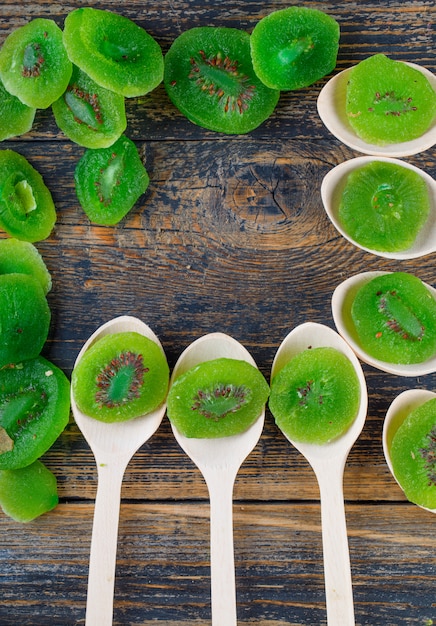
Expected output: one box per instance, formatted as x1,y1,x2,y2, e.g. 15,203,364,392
0,1,435,625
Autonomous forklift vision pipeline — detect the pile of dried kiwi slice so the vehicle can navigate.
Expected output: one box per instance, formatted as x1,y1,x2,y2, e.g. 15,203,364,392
0,239,70,523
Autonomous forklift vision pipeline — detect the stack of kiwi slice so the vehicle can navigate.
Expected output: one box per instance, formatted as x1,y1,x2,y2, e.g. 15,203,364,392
0,239,70,523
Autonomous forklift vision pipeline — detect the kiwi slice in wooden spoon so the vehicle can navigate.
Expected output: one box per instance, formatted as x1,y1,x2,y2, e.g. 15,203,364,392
164,26,280,134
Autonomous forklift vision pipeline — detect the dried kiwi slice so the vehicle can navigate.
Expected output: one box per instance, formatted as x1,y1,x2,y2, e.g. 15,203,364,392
250,6,340,91
72,331,169,423
63,7,164,98
52,64,126,149
338,160,431,253
166,357,270,438
0,273,50,368
269,347,360,445
0,149,56,242
346,54,436,145
350,272,436,364
0,76,35,141
389,397,436,510
164,27,280,134
0,459,58,522
74,135,149,225
0,356,70,470
0,18,72,109
0,238,51,294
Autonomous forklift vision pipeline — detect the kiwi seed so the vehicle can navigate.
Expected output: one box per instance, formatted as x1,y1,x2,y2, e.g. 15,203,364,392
190,383,250,421
94,351,149,409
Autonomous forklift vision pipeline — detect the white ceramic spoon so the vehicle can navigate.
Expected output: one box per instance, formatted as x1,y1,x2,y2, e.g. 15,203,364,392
271,322,368,626
383,388,436,514
169,332,266,626
332,271,436,377
317,63,436,157
70,315,168,626
321,156,436,260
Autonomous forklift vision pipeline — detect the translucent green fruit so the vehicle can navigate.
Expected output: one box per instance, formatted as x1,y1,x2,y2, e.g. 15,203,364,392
0,18,72,109
0,357,70,470
0,460,58,522
0,77,35,141
269,347,360,445
74,135,149,225
72,332,169,423
52,65,126,149
0,274,50,368
351,272,436,364
164,27,280,134
250,6,340,91
63,7,164,97
167,357,270,438
0,149,56,242
346,54,436,145
390,397,436,510
338,161,430,253
0,238,51,295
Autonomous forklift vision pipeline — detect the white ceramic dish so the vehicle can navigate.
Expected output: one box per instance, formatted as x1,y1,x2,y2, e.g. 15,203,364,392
321,155,436,259
317,62,436,157
332,271,436,377
383,388,436,514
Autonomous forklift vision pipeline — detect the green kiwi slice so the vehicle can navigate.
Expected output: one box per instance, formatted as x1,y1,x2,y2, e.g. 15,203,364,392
166,357,270,438
250,6,340,91
0,460,58,522
0,18,72,109
63,7,164,98
72,331,169,423
0,238,51,295
0,149,56,242
346,54,436,145
0,274,50,368
164,26,280,134
0,76,35,141
52,64,126,149
269,347,360,445
338,160,431,253
350,272,436,364
0,356,70,470
74,135,149,225
390,397,436,510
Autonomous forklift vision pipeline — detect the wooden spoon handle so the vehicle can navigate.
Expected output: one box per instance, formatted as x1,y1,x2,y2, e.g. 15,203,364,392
207,471,237,626
317,465,355,626
85,461,127,626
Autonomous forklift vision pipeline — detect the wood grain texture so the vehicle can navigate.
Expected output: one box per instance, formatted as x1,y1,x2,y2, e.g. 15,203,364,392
0,1,435,624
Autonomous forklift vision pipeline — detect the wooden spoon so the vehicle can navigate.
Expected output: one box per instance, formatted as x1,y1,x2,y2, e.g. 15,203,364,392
70,315,168,626
383,388,436,514
271,322,368,626
169,332,266,626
